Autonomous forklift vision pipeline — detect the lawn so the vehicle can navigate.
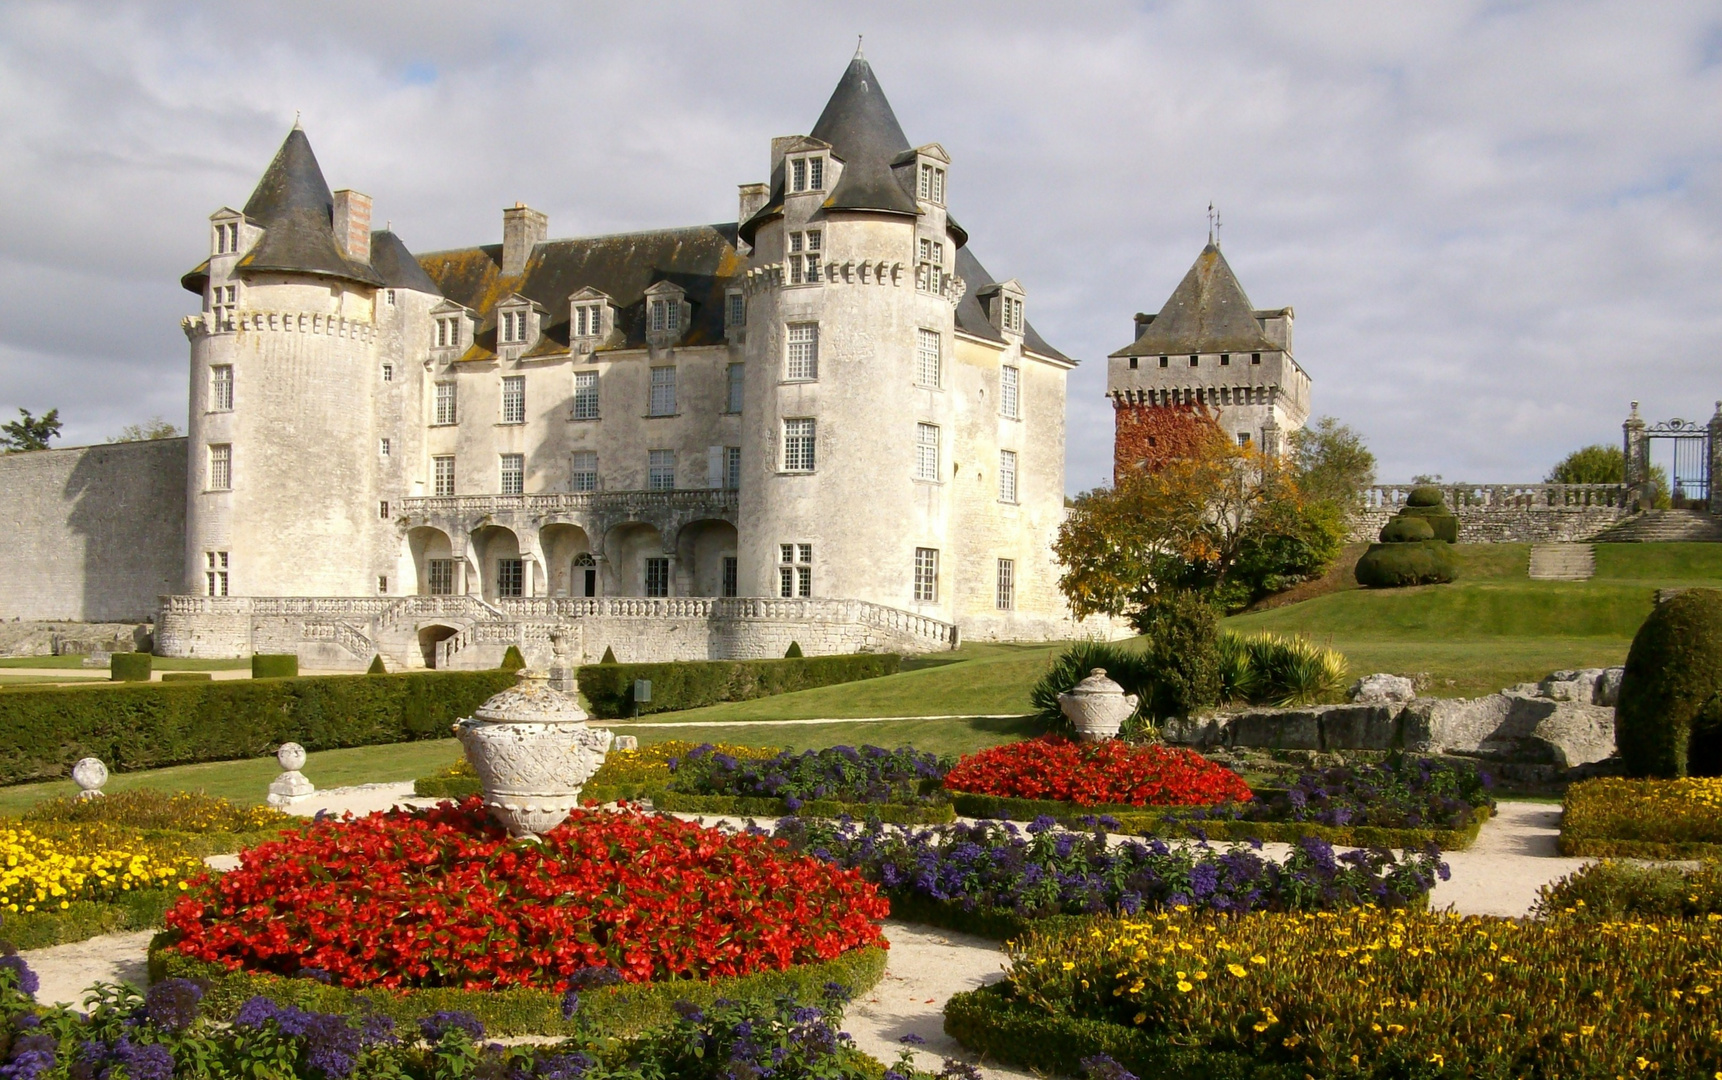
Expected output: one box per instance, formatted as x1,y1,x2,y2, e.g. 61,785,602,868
0,655,250,670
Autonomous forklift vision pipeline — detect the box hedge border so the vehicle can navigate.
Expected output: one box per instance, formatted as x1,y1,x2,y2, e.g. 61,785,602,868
411,776,660,806
148,937,886,1038
0,670,516,786
576,654,899,719
0,888,177,952
944,982,1290,1080
651,791,955,825
948,793,1490,850
1557,836,1722,859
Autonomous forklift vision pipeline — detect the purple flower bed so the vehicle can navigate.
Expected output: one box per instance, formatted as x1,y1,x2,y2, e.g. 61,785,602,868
772,815,1448,918
669,744,950,806
1176,754,1493,831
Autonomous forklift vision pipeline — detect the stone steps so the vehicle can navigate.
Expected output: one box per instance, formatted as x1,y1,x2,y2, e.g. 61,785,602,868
1590,508,1722,543
1527,542,1595,581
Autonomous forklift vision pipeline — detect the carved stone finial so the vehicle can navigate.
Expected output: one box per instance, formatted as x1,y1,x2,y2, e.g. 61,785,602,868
72,757,107,801
267,742,315,807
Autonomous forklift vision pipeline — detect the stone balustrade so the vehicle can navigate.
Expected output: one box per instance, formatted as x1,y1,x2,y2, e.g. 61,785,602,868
1350,483,1632,543
399,489,739,519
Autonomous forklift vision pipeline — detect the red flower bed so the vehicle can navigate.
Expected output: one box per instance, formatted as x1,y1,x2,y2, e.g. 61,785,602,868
163,799,887,991
944,737,1253,807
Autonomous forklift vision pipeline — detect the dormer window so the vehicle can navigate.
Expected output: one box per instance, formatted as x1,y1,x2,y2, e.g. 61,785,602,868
1002,296,1024,334
213,221,240,255
643,282,688,345
435,316,462,349
573,303,605,338
916,238,945,293
789,155,825,193
649,298,679,333
788,230,822,284
500,310,529,344
210,284,237,330
918,163,946,205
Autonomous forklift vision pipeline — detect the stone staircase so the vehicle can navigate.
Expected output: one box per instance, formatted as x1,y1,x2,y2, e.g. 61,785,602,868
1589,508,1722,543
1528,543,1595,581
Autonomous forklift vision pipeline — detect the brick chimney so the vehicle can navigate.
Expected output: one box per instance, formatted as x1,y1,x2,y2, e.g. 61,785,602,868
502,203,548,277
332,190,372,265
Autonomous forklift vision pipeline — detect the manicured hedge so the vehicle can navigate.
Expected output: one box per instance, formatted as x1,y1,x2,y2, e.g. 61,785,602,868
110,652,151,681
0,670,516,785
160,672,212,682
652,790,956,824
576,653,900,718
251,653,299,679
951,792,1491,850
149,938,887,1038
0,888,176,951
1616,587,1722,776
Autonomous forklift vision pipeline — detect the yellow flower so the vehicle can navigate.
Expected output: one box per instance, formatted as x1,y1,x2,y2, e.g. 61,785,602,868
1176,980,1193,993
1227,963,1247,978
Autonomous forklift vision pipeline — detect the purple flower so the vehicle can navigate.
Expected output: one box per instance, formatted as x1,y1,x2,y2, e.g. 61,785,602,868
566,965,623,990
296,966,333,984
232,996,281,1030
142,978,202,1032
560,991,580,1020
0,956,38,999
418,1010,484,1044
1081,1054,1140,1080
0,1033,56,1080
898,1033,927,1045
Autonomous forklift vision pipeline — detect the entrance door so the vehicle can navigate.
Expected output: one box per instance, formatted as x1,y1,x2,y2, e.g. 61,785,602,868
583,568,597,597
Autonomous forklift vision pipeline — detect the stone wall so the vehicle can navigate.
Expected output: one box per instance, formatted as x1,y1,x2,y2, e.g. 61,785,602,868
1348,484,1630,544
0,439,186,622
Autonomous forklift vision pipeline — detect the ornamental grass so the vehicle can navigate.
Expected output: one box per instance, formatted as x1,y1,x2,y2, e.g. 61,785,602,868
1561,776,1722,856
163,799,887,991
0,823,202,915
999,908,1722,1078
943,738,1252,807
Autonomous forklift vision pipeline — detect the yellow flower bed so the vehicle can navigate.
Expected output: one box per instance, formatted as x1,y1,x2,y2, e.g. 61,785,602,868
0,823,205,914
24,789,287,834
1006,908,1722,1077
1562,777,1722,854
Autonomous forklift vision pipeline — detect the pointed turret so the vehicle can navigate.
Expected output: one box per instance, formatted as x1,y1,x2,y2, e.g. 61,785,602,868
220,126,382,288
1112,244,1276,357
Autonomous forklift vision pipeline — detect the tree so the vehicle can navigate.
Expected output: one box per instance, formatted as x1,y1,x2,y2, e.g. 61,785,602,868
1547,444,1669,507
1,408,60,452
109,418,181,442
1055,429,1344,618
1289,416,1376,508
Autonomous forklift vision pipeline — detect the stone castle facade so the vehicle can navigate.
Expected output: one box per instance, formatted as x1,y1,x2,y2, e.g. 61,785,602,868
153,52,1101,668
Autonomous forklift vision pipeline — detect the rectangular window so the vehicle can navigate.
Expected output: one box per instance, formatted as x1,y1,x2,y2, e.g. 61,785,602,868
500,310,527,344
648,449,675,491
809,156,823,190
436,316,461,348
571,450,598,492
386,289,396,307
722,556,738,598
787,230,822,283
210,284,237,329
380,437,391,458
574,303,604,338
1220,353,1231,366
572,371,599,420
382,363,394,382
379,500,390,518
918,162,945,204
378,575,388,594
650,298,680,333
427,559,454,596
782,418,816,472
501,376,525,424
648,366,676,416
777,543,812,598
727,291,745,327
786,323,818,380
725,445,742,490
1002,296,1024,333
500,453,524,495
996,558,1015,611
204,550,229,597
792,157,806,193
434,382,458,425
644,557,670,597
916,328,941,388
207,444,231,490
914,423,940,481
497,558,523,598
999,449,1018,503
725,363,745,412
1000,365,1020,419
211,365,233,411
916,237,945,293
433,455,456,497
914,547,939,602
1159,356,1169,368
1237,432,1252,448
1252,353,1262,365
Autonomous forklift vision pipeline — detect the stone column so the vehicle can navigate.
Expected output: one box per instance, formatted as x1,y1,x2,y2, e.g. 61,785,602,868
1624,401,1650,510
1708,402,1722,517
456,558,470,597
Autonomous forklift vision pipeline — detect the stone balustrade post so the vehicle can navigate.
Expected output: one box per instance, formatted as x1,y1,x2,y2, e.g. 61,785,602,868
1709,401,1722,517
1624,401,1651,510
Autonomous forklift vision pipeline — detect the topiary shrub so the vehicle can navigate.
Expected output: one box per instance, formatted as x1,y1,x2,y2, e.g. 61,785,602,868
785,641,804,658
367,654,387,674
250,654,298,679
1616,588,1722,777
499,645,526,671
110,652,152,682
1397,503,1460,543
1354,539,1461,588
1406,484,1446,507
1132,591,1221,719
1378,516,1435,543
600,646,618,664
160,672,211,683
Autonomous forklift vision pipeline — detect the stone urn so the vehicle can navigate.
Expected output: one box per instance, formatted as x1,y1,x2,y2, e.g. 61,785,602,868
454,668,612,840
1057,668,1139,742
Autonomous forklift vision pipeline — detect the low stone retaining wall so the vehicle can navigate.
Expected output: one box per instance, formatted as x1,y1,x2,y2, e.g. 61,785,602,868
1347,484,1630,543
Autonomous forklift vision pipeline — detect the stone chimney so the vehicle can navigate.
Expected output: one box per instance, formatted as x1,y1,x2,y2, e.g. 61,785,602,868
738,183,770,224
332,190,372,265
502,203,548,277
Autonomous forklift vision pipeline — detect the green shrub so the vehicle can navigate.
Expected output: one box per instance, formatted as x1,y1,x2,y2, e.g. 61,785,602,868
367,654,386,674
785,640,803,658
576,654,899,719
1229,631,1349,706
500,644,526,671
600,646,618,664
159,672,210,682
1028,641,1155,737
1133,591,1220,718
1616,588,1722,776
1397,503,1460,542
110,652,151,682
0,669,515,785
1353,538,1460,587
1406,484,1445,507
0,888,176,951
1377,515,1434,543
251,654,298,679
1534,859,1722,920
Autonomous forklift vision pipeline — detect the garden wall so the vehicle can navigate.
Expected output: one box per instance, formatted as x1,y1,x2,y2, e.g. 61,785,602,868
1347,483,1629,543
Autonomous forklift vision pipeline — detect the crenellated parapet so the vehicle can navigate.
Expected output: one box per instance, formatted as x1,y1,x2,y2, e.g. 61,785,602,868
180,309,376,342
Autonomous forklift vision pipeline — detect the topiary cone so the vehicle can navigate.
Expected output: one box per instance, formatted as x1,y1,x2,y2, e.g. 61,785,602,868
784,641,804,658
499,645,526,671
1617,588,1722,777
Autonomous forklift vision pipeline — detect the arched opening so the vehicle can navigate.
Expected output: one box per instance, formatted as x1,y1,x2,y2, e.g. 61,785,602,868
604,522,668,597
573,552,598,598
470,525,524,601
418,624,458,668
540,523,593,598
676,519,740,597
405,526,456,596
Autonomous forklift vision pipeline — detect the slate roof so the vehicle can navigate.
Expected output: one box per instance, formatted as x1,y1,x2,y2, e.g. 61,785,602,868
1111,244,1278,357
369,230,441,295
955,247,1070,363
416,225,744,361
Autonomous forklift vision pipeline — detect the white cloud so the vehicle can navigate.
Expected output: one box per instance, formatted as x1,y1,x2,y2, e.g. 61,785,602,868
1,0,1718,489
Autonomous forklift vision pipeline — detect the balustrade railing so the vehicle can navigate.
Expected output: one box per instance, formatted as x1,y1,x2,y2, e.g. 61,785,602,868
400,489,739,520
1362,483,1629,511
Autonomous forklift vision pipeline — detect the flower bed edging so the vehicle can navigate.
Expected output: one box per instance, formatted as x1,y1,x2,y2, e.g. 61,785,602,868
148,935,887,1038
1557,836,1722,859
2,889,176,951
653,791,956,824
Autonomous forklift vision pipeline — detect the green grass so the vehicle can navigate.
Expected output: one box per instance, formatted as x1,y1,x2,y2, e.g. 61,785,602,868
1591,542,1722,583
0,656,249,670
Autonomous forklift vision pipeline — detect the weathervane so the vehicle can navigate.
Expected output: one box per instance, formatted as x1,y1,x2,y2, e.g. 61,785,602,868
1208,202,1222,247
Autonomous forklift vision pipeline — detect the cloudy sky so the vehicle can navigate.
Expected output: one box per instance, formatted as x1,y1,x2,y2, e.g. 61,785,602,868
1,1,1718,491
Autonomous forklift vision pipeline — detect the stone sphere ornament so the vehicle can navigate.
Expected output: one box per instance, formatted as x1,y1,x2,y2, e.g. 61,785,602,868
455,668,612,840
1058,668,1140,743
267,742,316,808
71,757,108,801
